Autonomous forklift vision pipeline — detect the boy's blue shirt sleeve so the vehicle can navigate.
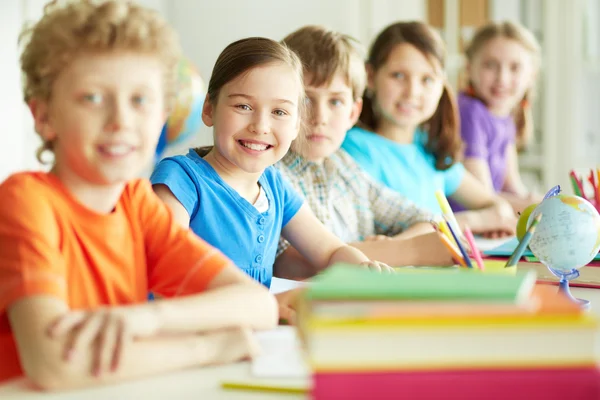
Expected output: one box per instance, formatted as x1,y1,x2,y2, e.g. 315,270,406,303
150,157,199,218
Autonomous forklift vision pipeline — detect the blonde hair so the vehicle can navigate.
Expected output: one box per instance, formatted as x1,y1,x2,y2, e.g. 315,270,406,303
19,0,182,163
282,25,366,100
464,21,541,150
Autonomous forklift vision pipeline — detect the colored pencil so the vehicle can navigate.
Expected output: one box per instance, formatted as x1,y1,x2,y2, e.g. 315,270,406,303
221,381,308,394
463,226,484,271
589,170,600,208
569,170,585,198
444,216,473,268
505,213,543,268
437,219,457,247
435,230,467,267
435,190,462,238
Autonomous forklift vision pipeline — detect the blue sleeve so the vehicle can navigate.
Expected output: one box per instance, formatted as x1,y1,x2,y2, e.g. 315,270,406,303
274,170,304,227
341,130,384,182
150,158,199,218
443,162,466,196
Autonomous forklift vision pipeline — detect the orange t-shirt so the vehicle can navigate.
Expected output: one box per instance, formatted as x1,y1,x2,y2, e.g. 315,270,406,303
0,172,233,382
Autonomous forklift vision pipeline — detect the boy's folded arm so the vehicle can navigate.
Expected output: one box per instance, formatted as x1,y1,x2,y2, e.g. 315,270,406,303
154,264,279,333
8,295,257,391
351,232,454,267
391,222,434,240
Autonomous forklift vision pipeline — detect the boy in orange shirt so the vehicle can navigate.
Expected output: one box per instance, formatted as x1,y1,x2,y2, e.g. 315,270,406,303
0,0,277,390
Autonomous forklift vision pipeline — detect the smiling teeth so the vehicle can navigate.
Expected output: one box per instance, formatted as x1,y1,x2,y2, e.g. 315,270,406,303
398,103,417,109
240,141,269,151
102,144,132,156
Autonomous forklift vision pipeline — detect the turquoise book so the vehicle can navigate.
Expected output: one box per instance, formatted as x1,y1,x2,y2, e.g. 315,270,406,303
484,238,600,260
308,264,536,303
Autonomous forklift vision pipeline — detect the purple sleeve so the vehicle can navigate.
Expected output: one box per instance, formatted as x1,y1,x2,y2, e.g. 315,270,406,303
459,96,489,160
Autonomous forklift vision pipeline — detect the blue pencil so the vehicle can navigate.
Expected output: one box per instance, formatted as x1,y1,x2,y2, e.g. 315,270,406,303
505,213,543,268
443,216,473,268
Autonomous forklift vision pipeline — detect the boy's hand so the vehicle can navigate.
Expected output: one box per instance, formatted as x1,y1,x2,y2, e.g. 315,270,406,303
274,288,304,325
360,260,395,273
364,235,392,241
204,327,261,364
47,307,161,377
471,206,517,238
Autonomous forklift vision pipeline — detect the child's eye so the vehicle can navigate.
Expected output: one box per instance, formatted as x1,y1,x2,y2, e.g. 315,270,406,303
82,93,103,104
510,63,522,73
330,98,343,107
132,95,148,106
392,72,406,80
236,104,252,111
483,60,498,69
423,76,435,85
273,109,288,117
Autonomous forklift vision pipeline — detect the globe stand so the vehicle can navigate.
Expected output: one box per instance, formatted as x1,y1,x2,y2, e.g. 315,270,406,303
551,269,591,310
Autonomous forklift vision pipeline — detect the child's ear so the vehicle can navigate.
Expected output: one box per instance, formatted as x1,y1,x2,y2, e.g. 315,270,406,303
29,100,56,141
465,61,472,78
365,63,376,91
201,94,214,127
349,97,363,127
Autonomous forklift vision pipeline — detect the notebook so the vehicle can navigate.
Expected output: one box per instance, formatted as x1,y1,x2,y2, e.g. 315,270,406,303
308,264,536,303
220,327,310,395
485,238,600,261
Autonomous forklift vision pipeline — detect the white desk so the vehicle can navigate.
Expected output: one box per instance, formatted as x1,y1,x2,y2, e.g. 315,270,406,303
2,285,600,399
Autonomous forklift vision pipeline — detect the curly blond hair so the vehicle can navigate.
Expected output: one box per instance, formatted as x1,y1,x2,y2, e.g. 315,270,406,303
19,0,182,162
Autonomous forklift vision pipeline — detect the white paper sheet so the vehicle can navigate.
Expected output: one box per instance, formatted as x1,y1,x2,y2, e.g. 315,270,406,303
269,277,307,294
251,327,310,379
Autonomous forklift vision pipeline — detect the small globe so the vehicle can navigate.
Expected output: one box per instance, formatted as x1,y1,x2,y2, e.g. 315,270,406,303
166,58,206,144
528,194,600,277
156,58,206,159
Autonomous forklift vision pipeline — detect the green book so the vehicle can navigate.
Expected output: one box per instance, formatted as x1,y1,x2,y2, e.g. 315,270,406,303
308,264,536,303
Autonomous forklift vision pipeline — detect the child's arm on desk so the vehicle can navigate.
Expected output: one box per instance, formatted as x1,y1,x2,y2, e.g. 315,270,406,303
351,232,454,267
500,144,543,214
9,296,259,391
151,265,278,333
274,245,319,280
281,204,392,273
450,172,517,236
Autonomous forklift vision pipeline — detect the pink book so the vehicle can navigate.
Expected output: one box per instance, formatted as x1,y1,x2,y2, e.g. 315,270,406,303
313,367,600,400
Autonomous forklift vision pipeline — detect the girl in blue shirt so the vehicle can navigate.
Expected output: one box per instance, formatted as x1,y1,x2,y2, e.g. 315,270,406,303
151,37,389,322
341,22,516,237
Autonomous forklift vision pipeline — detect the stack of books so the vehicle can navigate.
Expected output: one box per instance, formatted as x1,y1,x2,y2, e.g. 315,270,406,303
298,265,600,400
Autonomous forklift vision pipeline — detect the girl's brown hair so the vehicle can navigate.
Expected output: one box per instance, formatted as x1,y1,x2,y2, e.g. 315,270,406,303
195,37,305,157
464,21,541,150
360,21,461,170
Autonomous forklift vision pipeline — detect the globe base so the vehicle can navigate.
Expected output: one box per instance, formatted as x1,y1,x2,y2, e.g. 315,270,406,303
558,279,591,310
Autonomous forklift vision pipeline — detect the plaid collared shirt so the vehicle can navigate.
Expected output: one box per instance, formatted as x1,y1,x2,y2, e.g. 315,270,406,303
275,150,434,255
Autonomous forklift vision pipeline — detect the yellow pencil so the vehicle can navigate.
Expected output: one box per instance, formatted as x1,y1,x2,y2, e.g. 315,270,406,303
438,219,458,247
221,380,308,394
435,190,462,238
